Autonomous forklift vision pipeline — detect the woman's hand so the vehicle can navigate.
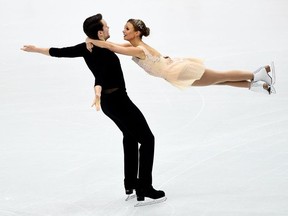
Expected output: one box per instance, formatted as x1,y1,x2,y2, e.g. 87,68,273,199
85,37,94,52
86,42,93,53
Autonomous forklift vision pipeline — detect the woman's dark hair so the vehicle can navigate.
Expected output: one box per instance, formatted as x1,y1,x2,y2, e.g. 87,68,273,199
127,19,150,38
83,13,103,39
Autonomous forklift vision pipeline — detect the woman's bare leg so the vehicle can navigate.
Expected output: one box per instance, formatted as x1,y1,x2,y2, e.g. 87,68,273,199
216,81,251,88
192,69,253,87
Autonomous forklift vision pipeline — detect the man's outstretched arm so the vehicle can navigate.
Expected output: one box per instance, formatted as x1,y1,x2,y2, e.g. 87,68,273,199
21,45,50,56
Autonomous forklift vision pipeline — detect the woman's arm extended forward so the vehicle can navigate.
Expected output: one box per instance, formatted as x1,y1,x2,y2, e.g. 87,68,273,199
86,38,144,59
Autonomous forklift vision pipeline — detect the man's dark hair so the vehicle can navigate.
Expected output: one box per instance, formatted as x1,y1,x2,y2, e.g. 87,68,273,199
83,13,103,39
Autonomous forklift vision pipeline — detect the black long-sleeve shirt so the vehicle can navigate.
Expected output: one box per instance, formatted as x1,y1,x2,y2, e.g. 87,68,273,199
49,42,126,90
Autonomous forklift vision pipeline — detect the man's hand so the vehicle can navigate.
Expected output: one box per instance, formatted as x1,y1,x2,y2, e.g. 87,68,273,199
21,45,50,56
91,85,102,111
91,95,101,111
21,45,38,52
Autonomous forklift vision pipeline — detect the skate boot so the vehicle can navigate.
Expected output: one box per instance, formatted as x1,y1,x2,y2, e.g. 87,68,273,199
249,81,276,95
253,62,276,86
124,179,137,201
125,188,136,201
135,185,167,207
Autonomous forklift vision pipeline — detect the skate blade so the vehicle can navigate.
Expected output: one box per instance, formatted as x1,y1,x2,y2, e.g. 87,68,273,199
270,61,276,85
269,85,276,94
125,194,136,201
134,197,167,207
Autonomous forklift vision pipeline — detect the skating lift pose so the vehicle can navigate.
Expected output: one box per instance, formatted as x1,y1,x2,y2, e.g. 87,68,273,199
86,18,276,104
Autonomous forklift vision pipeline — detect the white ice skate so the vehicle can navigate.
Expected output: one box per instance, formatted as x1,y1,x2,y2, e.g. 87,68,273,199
253,62,276,86
249,81,276,95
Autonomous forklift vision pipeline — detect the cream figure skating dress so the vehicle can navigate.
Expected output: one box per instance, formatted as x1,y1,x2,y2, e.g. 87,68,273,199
132,46,205,89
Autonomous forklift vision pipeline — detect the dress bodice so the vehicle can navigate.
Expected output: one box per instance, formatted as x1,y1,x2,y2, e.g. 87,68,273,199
132,46,171,79
132,45,205,89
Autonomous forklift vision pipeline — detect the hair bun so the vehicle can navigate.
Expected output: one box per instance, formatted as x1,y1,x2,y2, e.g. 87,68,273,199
144,27,150,37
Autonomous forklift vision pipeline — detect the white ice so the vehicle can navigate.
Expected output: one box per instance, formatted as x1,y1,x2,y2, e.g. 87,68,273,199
1,0,288,215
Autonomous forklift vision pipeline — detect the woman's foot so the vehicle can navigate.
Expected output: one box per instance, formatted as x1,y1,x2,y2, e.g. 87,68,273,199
253,62,276,85
253,65,273,85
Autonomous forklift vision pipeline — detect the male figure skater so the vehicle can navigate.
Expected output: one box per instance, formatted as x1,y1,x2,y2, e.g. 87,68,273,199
21,13,166,206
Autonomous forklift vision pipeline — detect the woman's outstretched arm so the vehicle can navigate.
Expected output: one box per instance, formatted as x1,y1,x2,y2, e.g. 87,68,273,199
110,42,132,47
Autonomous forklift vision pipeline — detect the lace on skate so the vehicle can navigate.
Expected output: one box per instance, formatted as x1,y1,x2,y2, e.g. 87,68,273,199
134,196,167,207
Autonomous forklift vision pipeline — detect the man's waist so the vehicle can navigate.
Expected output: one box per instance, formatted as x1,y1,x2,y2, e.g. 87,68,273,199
103,88,119,94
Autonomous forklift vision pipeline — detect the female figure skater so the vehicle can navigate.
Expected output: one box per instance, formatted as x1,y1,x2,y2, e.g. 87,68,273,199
86,18,276,95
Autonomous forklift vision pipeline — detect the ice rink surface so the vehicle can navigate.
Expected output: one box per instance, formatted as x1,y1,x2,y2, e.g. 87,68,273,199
1,0,288,215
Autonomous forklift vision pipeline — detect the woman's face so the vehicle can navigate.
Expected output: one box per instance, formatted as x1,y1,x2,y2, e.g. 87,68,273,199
122,22,139,41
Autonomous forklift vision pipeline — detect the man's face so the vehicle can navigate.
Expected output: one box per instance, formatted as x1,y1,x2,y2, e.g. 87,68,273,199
100,19,110,40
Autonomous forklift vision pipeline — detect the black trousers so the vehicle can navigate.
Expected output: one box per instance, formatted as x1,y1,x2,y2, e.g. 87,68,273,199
101,89,155,190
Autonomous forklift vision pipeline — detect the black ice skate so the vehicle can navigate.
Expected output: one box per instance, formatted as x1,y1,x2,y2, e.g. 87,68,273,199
124,179,137,201
135,186,167,207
